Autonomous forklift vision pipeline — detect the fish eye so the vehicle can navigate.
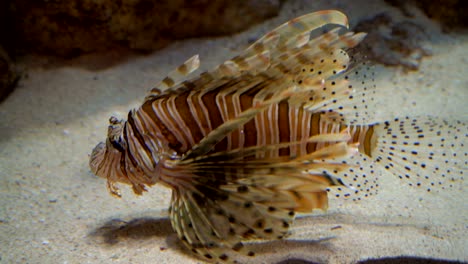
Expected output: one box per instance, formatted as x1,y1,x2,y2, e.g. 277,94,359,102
107,116,126,152
109,116,120,125
109,136,125,152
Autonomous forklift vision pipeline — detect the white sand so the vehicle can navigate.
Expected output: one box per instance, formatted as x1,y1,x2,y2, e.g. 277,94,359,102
1,0,466,263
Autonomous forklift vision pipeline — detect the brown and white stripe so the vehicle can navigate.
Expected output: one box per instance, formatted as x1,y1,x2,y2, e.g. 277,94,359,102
127,82,376,164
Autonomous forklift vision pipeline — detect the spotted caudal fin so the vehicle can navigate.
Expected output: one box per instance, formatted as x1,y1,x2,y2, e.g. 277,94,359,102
370,117,466,192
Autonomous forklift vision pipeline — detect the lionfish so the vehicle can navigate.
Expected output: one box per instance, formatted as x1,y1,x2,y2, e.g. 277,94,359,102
90,10,466,263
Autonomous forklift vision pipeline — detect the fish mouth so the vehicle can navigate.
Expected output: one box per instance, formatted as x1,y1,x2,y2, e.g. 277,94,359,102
89,141,106,175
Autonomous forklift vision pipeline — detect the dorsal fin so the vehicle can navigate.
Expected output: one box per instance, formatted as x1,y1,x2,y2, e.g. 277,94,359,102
145,55,200,100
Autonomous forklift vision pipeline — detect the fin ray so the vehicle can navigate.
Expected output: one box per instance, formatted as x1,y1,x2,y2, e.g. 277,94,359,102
146,55,200,100
372,117,466,192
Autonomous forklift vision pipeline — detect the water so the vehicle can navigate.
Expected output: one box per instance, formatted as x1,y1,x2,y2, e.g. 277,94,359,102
0,1,466,263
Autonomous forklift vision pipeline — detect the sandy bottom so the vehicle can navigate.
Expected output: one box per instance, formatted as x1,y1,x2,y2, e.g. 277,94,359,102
0,0,466,263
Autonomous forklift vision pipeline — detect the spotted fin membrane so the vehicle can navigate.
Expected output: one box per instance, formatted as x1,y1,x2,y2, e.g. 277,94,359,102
169,140,354,263
372,117,466,192
312,57,466,199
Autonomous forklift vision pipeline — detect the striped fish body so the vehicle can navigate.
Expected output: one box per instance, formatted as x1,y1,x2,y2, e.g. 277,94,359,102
89,9,466,263
121,84,376,194
134,88,375,174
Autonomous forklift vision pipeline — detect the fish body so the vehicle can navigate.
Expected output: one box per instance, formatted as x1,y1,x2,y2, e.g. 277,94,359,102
89,10,466,263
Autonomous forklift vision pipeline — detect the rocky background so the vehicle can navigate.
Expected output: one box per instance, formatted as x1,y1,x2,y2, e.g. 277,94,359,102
1,0,284,101
4,0,282,56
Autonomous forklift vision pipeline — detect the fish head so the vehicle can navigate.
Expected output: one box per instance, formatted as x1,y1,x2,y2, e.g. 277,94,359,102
89,116,150,197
